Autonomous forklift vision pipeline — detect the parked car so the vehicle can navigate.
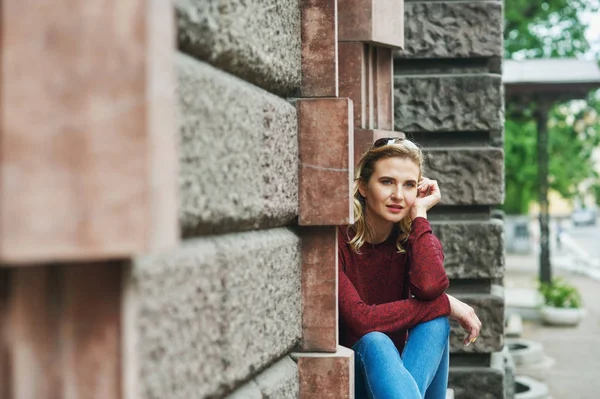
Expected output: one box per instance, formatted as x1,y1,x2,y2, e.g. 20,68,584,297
571,208,597,226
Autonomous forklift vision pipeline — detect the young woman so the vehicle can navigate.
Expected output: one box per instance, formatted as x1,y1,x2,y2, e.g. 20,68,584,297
338,137,482,399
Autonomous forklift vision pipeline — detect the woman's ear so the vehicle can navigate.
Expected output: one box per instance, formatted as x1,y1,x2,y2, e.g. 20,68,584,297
358,181,367,198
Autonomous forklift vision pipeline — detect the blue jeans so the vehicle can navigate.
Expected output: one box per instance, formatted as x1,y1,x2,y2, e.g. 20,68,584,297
352,317,450,399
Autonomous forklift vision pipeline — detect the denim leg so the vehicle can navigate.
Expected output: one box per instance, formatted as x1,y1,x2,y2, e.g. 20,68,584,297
401,317,450,399
424,338,449,399
353,331,421,399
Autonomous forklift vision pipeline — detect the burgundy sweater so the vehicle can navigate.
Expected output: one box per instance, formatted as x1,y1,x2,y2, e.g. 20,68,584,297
338,217,451,352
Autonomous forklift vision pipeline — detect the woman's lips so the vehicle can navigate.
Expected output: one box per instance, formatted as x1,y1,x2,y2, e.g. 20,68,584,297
387,205,404,213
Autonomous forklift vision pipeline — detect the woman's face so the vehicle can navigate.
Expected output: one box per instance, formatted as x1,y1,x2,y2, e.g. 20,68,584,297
359,157,420,231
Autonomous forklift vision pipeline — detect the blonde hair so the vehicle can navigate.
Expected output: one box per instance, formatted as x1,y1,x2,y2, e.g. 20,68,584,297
348,139,424,253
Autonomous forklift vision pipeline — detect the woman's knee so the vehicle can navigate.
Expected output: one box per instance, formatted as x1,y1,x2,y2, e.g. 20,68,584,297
357,331,395,350
414,316,450,338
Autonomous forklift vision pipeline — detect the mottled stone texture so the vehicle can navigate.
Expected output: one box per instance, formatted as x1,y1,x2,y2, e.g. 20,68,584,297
397,1,503,59
300,227,338,352
298,98,354,226
178,54,298,237
394,74,503,132
449,288,504,353
227,357,299,399
296,346,354,399
449,367,504,399
134,228,301,399
425,148,504,205
338,0,404,48
432,220,504,279
301,0,338,97
0,0,178,262
175,0,301,97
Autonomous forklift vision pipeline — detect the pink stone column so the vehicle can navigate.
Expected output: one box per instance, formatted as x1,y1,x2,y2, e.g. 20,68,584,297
0,0,177,396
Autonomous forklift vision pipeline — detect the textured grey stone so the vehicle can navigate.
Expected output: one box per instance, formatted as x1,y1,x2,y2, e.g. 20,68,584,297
134,228,302,399
227,356,299,399
175,0,301,96
394,74,504,132
449,366,504,399
432,220,504,278
397,1,503,59
177,53,298,237
449,286,504,353
425,148,504,205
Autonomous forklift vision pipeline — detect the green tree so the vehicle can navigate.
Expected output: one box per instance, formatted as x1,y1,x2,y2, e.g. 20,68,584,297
505,0,600,59
503,0,600,213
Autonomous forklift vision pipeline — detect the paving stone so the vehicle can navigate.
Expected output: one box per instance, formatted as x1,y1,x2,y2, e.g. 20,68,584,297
177,54,298,237
431,220,504,279
394,74,504,133
425,148,504,205
175,0,301,96
134,228,301,399
397,1,503,59
294,346,354,399
449,365,504,399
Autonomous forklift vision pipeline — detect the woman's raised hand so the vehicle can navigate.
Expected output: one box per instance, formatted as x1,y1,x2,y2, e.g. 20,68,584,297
410,177,441,219
447,294,482,346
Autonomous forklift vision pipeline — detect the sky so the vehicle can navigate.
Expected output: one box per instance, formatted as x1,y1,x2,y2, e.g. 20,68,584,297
581,10,600,59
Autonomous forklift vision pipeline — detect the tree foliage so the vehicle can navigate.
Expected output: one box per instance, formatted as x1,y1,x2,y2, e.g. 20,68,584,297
503,0,600,214
505,0,600,59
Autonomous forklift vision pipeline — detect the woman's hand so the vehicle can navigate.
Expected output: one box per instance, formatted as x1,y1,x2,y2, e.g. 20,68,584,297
447,294,482,346
410,177,441,220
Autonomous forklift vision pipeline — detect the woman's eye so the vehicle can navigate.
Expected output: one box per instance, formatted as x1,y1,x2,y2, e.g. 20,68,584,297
404,182,416,188
381,180,393,185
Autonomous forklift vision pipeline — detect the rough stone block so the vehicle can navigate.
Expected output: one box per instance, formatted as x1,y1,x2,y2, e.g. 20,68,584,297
394,74,504,132
431,220,504,279
294,346,354,399
227,356,299,399
354,129,405,166
300,227,338,352
134,228,302,399
425,148,504,205
339,42,367,128
449,286,505,353
449,354,505,399
298,98,354,226
175,0,301,97
397,1,503,59
338,0,404,48
178,54,298,237
0,0,178,263
301,0,338,97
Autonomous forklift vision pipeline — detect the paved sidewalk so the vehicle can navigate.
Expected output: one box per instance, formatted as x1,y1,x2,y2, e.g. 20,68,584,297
505,252,600,399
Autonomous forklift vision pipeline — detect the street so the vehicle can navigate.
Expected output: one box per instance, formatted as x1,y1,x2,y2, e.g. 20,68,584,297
562,218,600,260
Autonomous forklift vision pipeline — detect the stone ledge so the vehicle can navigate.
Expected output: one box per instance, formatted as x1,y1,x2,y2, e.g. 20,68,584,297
394,74,504,132
177,54,298,237
449,363,505,399
397,1,503,59
425,148,504,205
226,356,299,399
134,228,302,399
175,0,301,97
431,220,504,278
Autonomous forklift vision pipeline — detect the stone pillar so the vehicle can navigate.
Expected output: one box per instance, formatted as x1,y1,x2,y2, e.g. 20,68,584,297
0,0,177,396
395,1,506,398
294,1,405,397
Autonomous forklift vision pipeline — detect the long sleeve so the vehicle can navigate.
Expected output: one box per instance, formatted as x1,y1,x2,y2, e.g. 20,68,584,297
338,265,451,338
406,217,449,300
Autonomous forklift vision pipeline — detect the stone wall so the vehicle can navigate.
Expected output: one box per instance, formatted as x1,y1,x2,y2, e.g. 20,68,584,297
133,0,305,397
396,0,506,397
